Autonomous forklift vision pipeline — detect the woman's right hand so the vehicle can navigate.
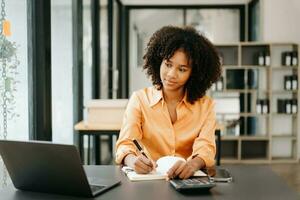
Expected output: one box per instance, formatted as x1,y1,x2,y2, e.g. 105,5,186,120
124,154,155,174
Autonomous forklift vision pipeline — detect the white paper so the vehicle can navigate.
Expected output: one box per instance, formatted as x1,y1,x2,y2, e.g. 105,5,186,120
122,156,207,181
156,156,186,174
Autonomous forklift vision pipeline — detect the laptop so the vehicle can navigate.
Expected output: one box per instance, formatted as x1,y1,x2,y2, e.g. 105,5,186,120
0,140,121,197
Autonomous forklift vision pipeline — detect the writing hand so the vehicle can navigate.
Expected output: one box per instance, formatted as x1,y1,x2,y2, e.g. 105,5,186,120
125,154,156,174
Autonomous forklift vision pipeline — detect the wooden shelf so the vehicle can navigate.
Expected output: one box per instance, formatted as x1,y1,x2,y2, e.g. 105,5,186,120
221,136,239,140
271,90,298,94
222,65,268,69
215,43,239,46
212,90,277,94
270,42,298,46
221,159,240,164
240,136,269,141
239,159,270,164
211,89,259,93
271,157,298,163
271,66,298,70
213,42,299,164
240,42,271,46
272,135,297,140
222,65,240,68
272,113,297,116
221,158,272,164
240,65,269,68
217,113,270,117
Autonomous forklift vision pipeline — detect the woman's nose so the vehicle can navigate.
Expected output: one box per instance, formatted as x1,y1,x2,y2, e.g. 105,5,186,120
167,68,177,78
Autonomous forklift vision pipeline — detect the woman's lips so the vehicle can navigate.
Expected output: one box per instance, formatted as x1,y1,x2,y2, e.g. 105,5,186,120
165,79,177,85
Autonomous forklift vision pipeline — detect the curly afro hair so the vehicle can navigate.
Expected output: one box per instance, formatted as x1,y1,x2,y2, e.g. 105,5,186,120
143,26,222,104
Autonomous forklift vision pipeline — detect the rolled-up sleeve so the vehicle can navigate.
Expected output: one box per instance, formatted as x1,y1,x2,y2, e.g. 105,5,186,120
115,92,143,164
188,101,216,167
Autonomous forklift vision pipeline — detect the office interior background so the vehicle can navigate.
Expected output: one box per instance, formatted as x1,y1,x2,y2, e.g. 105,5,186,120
0,0,300,190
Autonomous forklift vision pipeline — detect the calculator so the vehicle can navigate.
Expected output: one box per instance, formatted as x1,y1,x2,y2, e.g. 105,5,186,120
169,177,216,191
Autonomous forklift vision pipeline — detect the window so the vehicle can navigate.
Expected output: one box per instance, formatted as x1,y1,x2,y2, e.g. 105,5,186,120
51,0,73,144
186,9,240,43
129,9,184,93
128,7,243,94
0,0,28,188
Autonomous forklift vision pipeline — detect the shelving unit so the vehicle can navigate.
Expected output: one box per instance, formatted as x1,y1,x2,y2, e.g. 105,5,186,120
210,42,299,164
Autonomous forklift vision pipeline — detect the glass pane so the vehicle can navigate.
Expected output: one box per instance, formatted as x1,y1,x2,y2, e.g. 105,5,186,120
83,0,92,106
51,0,73,144
249,2,260,41
100,0,108,98
186,9,240,43
129,9,184,94
0,0,28,189
83,0,109,103
1,1,28,140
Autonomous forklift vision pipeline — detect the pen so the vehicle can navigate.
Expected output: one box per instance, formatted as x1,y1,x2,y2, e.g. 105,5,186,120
132,139,149,159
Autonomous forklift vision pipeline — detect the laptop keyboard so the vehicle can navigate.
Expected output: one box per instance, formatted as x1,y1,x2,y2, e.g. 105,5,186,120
90,185,106,193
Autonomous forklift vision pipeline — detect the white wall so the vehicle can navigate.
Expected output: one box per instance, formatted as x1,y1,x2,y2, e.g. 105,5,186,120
260,0,300,159
261,0,300,43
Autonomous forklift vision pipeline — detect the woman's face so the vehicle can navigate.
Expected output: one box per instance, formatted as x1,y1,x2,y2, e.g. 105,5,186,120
160,49,192,92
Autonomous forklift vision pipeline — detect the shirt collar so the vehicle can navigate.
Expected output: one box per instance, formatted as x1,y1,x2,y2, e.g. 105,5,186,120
149,87,193,112
149,87,163,107
181,91,193,112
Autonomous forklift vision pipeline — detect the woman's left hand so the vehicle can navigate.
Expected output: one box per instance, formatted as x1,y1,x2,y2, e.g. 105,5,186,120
166,157,205,179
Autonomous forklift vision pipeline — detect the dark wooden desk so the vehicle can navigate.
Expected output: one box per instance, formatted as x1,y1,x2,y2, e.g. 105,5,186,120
0,165,299,200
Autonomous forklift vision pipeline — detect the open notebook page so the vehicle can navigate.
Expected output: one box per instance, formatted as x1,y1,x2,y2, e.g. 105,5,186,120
122,156,207,181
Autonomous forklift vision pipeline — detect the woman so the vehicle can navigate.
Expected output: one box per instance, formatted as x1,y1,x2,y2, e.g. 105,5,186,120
115,26,221,179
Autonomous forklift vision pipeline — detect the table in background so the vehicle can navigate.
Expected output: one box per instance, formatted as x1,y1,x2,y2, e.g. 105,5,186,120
75,121,223,165
74,121,120,165
0,165,299,200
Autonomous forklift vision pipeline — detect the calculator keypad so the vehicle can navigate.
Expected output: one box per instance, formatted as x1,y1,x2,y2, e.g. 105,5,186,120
170,178,215,191
182,178,210,185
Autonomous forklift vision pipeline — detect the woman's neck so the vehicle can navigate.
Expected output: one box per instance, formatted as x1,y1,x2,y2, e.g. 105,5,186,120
162,88,185,104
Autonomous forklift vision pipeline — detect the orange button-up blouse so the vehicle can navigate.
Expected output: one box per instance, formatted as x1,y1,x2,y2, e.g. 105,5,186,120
115,87,216,167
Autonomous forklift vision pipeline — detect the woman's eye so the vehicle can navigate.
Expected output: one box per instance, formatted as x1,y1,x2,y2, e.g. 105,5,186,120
166,63,172,68
179,68,187,72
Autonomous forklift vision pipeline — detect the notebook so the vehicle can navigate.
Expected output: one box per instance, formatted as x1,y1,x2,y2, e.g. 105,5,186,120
122,156,207,181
